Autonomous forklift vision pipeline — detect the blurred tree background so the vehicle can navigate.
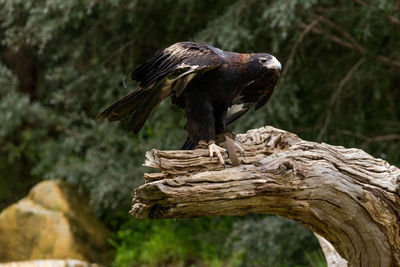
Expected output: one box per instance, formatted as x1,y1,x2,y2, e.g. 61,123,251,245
0,0,399,266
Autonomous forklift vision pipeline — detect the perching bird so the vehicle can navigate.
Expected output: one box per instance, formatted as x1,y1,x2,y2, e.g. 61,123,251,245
98,41,281,165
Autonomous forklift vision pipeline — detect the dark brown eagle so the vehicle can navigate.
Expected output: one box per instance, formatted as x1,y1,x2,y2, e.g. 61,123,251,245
98,41,281,165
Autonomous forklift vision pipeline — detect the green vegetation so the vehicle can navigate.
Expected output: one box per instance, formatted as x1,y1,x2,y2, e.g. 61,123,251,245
1,0,398,266
111,216,322,267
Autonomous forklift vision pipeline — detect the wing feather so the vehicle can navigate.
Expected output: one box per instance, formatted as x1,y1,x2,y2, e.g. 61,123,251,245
99,42,224,133
226,71,279,125
131,42,224,89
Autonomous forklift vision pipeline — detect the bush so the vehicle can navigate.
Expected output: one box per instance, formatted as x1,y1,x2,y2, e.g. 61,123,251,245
111,215,325,267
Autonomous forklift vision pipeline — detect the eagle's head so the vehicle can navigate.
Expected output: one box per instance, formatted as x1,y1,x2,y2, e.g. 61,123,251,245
248,53,282,76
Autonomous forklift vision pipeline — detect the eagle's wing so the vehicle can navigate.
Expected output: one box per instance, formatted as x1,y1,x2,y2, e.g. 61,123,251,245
131,42,224,93
226,71,279,125
98,42,224,133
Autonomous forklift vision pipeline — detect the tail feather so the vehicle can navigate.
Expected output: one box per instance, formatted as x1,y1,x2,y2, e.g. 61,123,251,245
97,87,159,133
119,93,160,133
97,89,144,121
181,137,196,150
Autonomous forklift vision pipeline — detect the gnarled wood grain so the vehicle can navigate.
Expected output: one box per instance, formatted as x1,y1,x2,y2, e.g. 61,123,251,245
131,126,400,267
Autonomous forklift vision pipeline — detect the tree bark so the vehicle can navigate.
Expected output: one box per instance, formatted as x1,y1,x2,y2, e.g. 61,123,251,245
131,126,400,267
315,233,348,266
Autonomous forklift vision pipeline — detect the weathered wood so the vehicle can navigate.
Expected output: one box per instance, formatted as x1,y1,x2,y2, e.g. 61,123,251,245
315,233,348,266
131,126,400,267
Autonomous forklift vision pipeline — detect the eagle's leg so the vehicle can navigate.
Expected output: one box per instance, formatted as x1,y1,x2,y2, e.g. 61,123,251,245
214,107,245,166
185,96,226,165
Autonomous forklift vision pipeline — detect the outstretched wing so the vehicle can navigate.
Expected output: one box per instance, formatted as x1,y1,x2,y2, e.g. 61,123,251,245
98,42,224,133
226,70,280,125
131,42,224,95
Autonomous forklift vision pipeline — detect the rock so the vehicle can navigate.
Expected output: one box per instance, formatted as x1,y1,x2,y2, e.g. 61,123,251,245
0,180,111,264
0,259,102,267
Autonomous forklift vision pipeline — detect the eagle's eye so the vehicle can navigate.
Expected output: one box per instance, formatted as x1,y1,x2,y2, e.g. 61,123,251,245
259,58,268,64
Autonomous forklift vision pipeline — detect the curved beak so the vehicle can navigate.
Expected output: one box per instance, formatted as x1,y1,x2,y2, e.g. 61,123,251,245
264,56,282,71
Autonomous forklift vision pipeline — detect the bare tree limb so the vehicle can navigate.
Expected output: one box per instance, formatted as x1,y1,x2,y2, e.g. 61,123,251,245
317,57,366,141
279,19,320,85
315,233,348,267
299,22,400,68
341,130,400,143
351,0,400,27
313,14,366,54
131,126,400,267
299,22,360,50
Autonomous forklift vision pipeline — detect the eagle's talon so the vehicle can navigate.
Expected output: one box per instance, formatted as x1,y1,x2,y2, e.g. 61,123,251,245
208,142,226,166
234,141,246,157
223,134,246,163
195,140,226,166
196,140,209,149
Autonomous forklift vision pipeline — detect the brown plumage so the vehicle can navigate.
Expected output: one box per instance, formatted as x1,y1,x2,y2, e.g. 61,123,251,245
98,41,281,154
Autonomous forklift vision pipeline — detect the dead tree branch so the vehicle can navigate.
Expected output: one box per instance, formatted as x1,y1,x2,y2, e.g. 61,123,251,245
131,126,400,267
317,57,365,141
298,21,400,68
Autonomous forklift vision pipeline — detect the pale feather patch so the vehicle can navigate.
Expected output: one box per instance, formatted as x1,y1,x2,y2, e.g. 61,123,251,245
245,80,255,87
173,73,196,96
177,63,199,70
232,95,243,104
164,43,196,60
157,64,202,98
227,104,246,116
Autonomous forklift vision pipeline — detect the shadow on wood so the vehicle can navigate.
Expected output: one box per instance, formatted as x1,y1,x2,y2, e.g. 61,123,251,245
131,126,400,267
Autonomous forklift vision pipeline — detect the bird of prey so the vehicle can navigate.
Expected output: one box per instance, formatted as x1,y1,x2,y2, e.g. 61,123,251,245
98,41,281,165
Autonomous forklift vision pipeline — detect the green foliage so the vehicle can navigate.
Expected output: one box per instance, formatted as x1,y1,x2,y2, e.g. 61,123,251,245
1,0,399,265
111,215,325,267
225,216,324,267
305,250,328,267
111,217,233,267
